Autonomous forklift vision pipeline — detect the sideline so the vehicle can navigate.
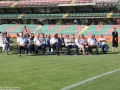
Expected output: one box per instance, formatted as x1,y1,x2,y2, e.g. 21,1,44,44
59,68,120,90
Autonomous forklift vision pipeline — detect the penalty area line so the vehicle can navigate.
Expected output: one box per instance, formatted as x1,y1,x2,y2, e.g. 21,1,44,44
59,68,120,90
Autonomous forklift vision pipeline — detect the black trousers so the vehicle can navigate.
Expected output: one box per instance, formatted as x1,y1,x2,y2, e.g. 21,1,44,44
18,45,31,54
88,45,98,54
34,45,45,55
59,44,65,51
51,42,59,52
66,45,78,55
46,43,51,52
30,44,35,51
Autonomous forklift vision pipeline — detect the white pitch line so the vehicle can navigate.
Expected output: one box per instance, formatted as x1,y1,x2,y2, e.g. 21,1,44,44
59,68,120,90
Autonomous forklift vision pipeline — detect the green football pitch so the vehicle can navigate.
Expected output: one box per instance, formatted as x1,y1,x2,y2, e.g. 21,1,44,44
0,40,120,90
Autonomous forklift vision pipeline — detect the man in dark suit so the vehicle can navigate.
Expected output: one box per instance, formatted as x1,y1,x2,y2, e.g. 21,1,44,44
58,34,65,52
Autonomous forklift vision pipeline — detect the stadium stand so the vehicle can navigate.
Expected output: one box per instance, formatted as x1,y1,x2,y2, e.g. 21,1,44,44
1,12,119,19
0,1,15,8
0,0,94,8
95,0,118,3
0,24,120,35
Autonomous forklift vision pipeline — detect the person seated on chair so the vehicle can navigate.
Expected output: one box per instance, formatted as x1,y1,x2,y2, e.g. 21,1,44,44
0,33,8,54
46,34,51,53
28,33,35,52
50,34,59,55
21,33,29,54
75,35,82,51
71,34,76,52
0,32,3,44
98,34,109,54
88,35,98,54
0,32,3,49
42,33,46,46
58,33,65,52
2,33,9,55
81,35,92,55
7,33,12,52
26,33,30,38
55,33,58,39
17,33,31,57
93,34,97,41
34,33,45,56
42,33,45,38
65,35,78,55
24,33,29,43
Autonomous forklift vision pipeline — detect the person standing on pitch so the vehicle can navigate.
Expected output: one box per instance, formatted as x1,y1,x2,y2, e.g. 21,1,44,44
112,28,118,52
22,26,28,33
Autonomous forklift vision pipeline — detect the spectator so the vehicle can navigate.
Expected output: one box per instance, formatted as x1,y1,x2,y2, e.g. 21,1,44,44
50,34,59,55
71,34,76,52
42,33,46,46
29,33,35,51
65,35,78,55
99,34,109,54
93,34,97,41
88,35,98,54
17,33,31,57
58,33,65,52
81,35,91,55
34,33,45,56
46,34,51,53
75,35,82,51
2,33,9,54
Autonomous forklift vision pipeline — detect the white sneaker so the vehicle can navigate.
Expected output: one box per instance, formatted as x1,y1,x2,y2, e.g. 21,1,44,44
51,49,53,52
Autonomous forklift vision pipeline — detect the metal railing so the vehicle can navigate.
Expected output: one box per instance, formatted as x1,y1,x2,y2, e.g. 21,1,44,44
95,0,118,3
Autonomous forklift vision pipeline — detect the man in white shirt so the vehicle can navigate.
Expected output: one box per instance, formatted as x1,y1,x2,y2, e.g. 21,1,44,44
17,33,31,57
50,34,59,55
34,33,45,56
99,34,109,54
88,35,98,54
65,35,78,55
75,35,82,50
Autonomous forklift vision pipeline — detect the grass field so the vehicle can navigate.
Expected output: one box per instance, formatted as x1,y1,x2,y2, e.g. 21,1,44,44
0,41,120,90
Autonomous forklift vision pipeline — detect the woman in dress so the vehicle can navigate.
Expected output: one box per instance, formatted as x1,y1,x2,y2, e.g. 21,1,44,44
112,28,118,52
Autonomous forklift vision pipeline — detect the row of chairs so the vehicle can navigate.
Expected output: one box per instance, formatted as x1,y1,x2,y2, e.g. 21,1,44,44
16,43,102,56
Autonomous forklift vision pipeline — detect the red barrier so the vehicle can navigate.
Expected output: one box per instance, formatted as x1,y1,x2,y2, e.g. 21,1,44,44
10,33,120,42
